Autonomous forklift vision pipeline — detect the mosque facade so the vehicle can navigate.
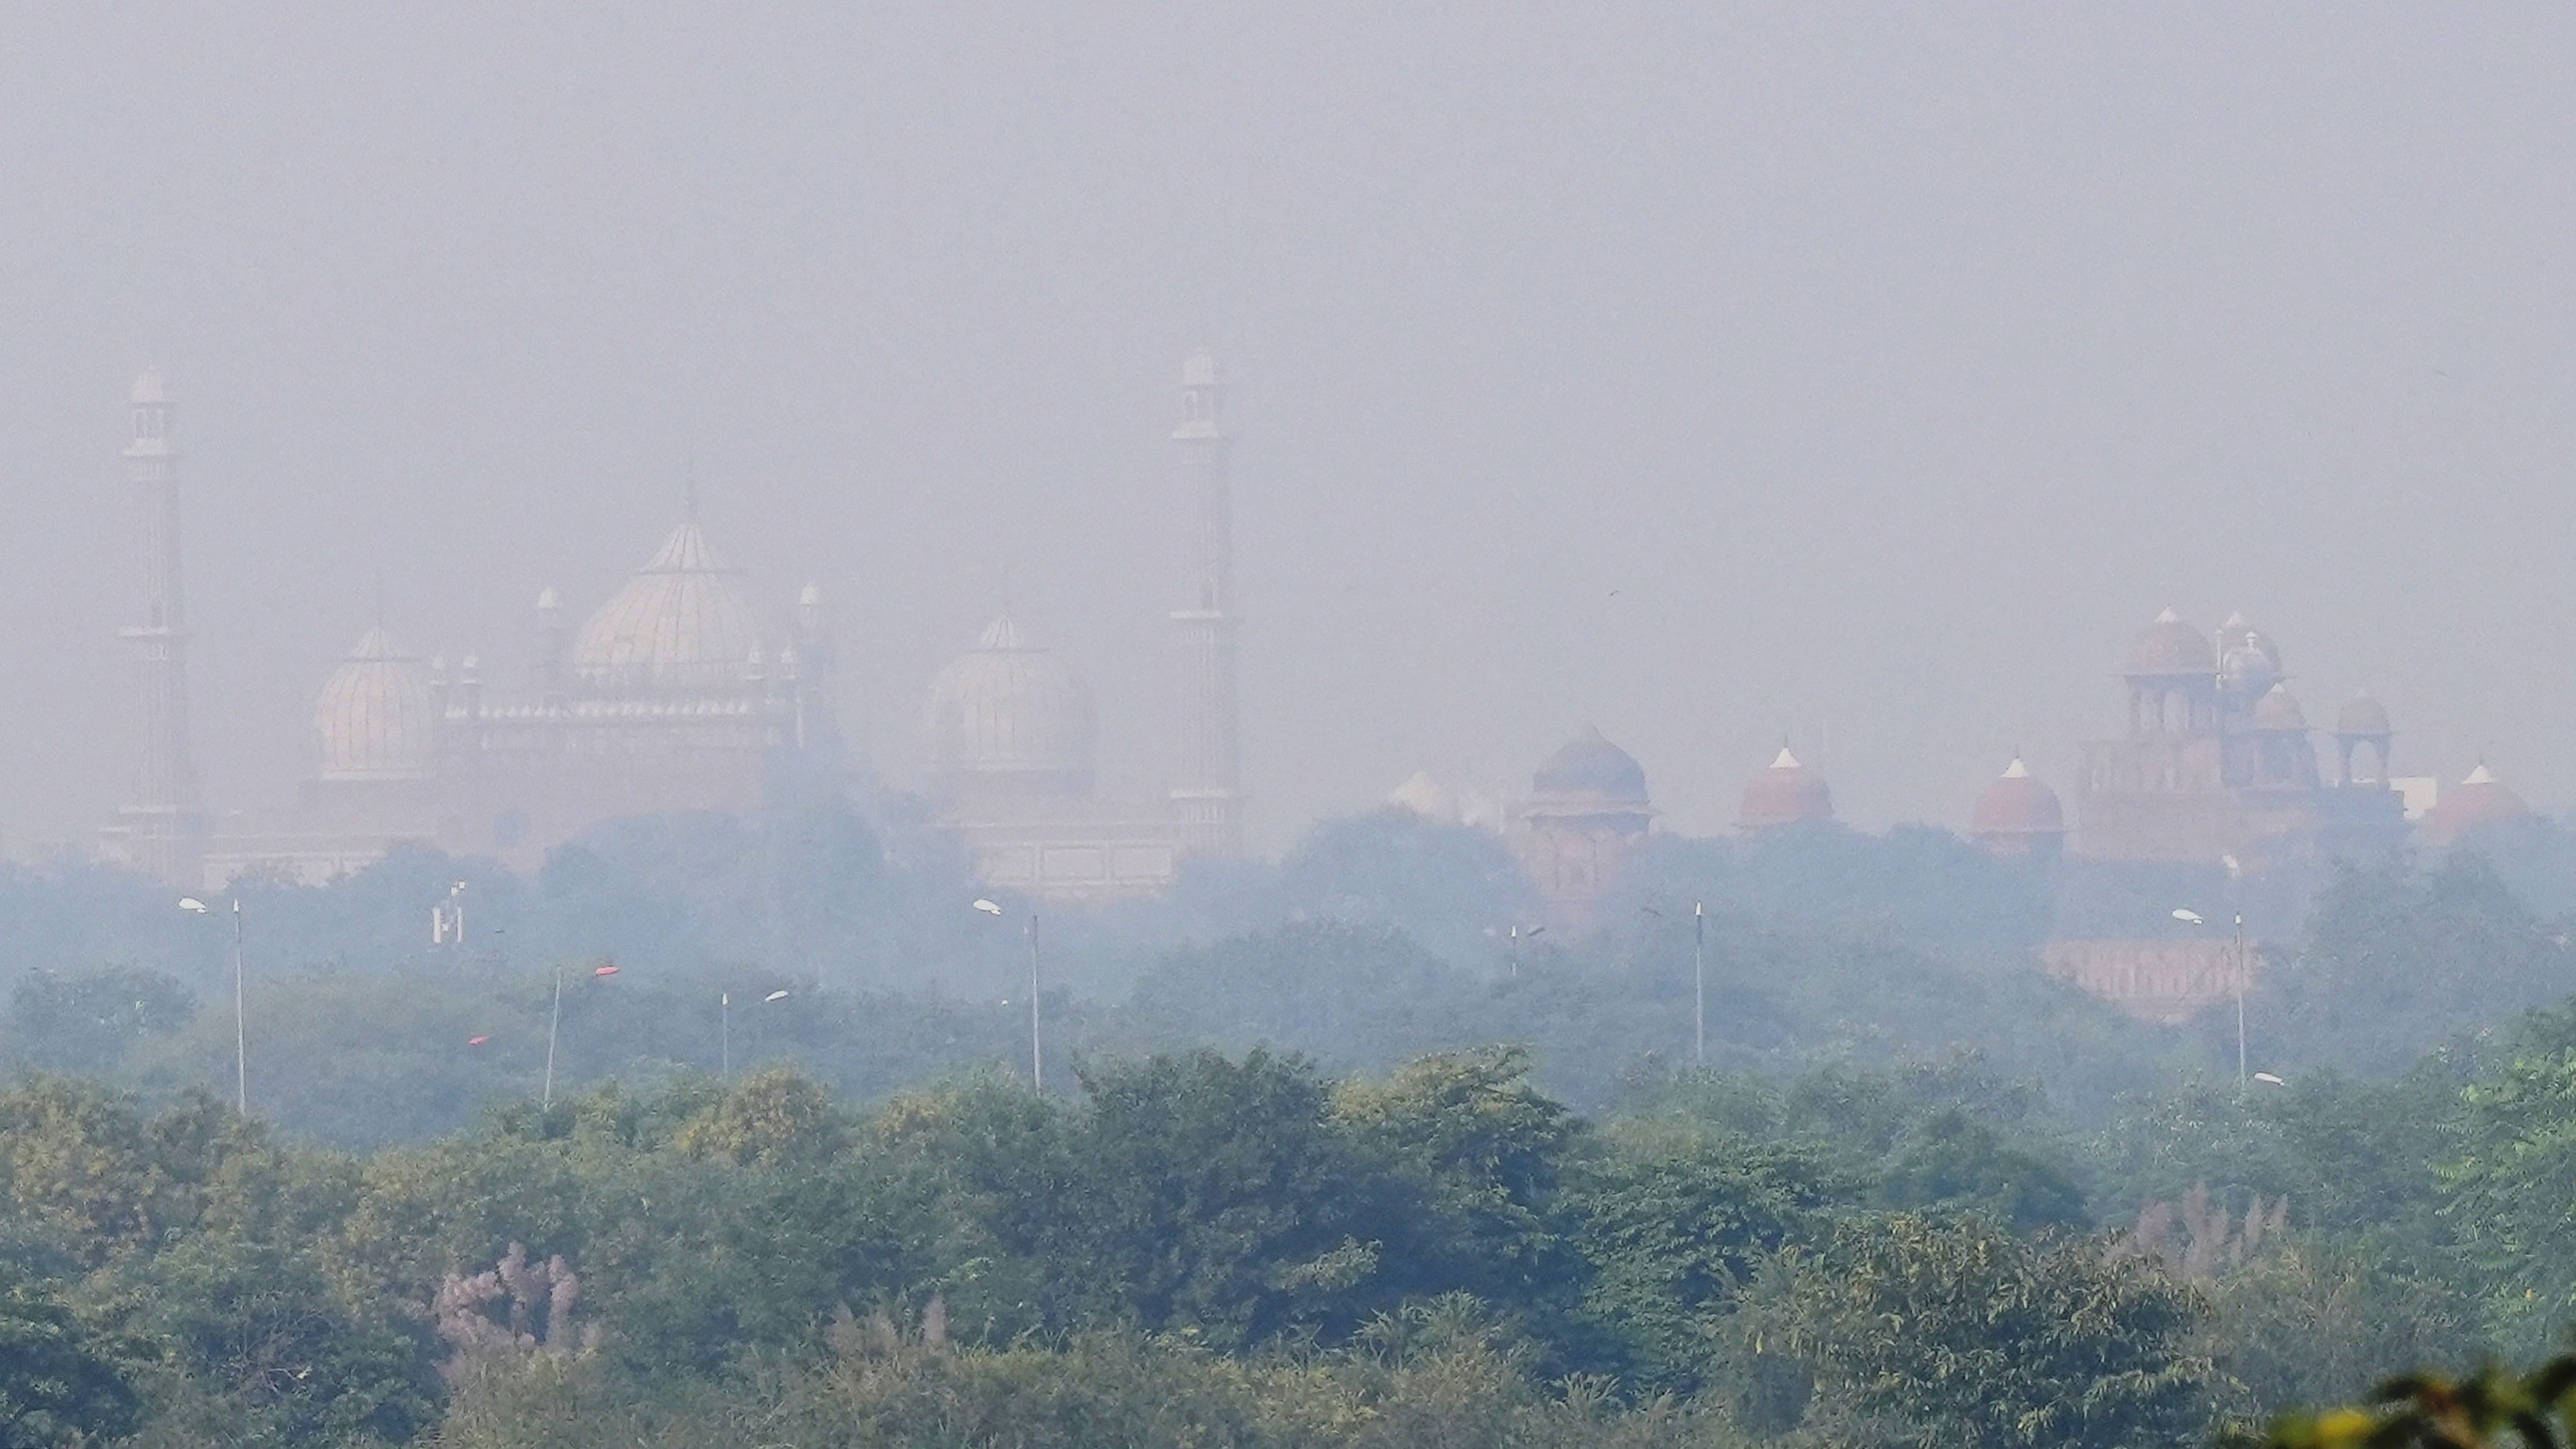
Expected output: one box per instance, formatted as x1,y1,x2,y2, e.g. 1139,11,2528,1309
191,510,842,883
104,357,1248,898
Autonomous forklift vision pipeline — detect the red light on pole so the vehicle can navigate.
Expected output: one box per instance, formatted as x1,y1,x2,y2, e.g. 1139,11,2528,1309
592,964,619,977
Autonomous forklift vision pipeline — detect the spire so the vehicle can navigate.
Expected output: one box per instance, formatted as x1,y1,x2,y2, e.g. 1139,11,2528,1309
683,443,700,519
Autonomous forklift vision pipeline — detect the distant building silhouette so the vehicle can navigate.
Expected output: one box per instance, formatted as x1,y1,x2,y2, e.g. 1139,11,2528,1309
98,369,208,886
150,355,1248,896
2073,609,2405,870
1510,726,1654,925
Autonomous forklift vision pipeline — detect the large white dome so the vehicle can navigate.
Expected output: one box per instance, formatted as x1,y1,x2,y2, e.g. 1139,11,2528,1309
313,627,437,781
922,615,1096,798
573,520,764,691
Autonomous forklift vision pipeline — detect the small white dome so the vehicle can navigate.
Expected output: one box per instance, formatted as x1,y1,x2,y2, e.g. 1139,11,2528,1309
1387,771,1461,823
922,616,1096,798
313,627,437,781
573,521,763,690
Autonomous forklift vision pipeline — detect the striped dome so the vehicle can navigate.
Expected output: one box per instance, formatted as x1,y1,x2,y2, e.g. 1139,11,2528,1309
313,627,436,781
573,521,764,690
922,616,1096,797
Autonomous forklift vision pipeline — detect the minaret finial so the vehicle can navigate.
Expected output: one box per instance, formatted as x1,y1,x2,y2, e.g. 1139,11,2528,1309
683,444,700,519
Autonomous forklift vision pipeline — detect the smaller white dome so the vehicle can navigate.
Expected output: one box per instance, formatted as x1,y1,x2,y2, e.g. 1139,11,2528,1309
313,627,437,781
1387,771,1461,823
923,616,1096,799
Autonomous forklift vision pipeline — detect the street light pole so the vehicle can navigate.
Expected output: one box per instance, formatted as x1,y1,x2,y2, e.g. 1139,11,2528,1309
1693,901,1706,1067
720,991,730,1080
1027,912,1043,1094
181,896,246,1115
544,969,564,1110
2233,912,2248,1095
973,898,1042,1093
229,900,245,1115
2174,905,2250,1094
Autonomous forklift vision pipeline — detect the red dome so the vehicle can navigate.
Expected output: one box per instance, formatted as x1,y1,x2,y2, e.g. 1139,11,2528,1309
1972,757,2065,838
2421,764,2531,847
2125,608,2214,677
1740,746,1834,830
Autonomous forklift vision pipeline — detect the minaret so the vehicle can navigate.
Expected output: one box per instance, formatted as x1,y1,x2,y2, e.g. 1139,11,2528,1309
1169,350,1243,853
111,367,204,885
792,582,844,765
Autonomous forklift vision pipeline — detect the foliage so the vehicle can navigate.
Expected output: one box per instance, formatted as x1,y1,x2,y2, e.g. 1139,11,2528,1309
2253,1350,2576,1449
1563,1125,1848,1391
0,1262,138,1449
2267,858,2575,1079
2209,1239,2478,1421
2439,1005,2576,1350
0,967,196,1078
1739,1213,2228,1449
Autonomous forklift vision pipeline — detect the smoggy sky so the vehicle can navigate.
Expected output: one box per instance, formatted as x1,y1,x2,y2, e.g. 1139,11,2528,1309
3,6,2572,858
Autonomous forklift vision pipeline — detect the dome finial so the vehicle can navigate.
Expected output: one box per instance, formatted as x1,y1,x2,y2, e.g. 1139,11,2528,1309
683,443,700,519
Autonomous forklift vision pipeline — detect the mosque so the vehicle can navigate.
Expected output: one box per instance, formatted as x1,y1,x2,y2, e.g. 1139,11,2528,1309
102,355,1247,898
95,361,2536,1020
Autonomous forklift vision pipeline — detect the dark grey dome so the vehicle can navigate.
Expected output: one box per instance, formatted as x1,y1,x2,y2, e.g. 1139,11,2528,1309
1532,725,1648,801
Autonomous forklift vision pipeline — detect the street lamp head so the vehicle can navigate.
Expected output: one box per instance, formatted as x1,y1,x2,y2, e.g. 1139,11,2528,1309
2253,1072,2285,1086
972,899,1004,916
764,990,789,1003
178,897,208,913
2171,909,2205,925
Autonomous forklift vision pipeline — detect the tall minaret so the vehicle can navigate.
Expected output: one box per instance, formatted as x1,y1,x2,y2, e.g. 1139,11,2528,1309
1170,350,1243,853
111,367,204,885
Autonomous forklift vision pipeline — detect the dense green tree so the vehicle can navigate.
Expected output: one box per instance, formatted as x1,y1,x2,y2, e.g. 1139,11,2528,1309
1739,1213,2227,1449
1331,1046,1584,1314
1061,1048,1395,1345
2270,857,2573,1077
2437,1005,2576,1350
1871,1107,2088,1230
104,1231,437,1447
0,968,195,1078
0,1263,138,1449
2208,1238,2477,1417
1565,1127,1848,1390
0,1080,261,1267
